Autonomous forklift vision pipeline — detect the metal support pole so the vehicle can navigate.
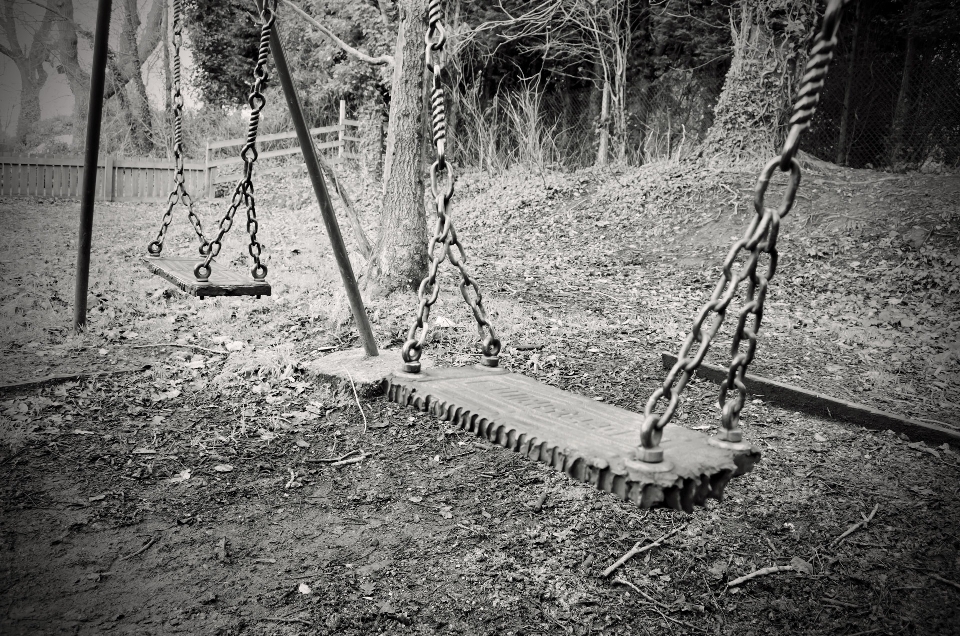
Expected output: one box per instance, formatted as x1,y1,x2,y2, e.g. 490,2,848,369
73,0,113,333
264,2,379,357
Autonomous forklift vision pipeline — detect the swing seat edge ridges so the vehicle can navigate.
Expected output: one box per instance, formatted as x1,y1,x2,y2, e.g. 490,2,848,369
143,256,271,298
386,364,760,512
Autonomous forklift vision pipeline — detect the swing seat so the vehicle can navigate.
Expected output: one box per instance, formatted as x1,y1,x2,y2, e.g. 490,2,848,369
143,256,271,299
387,365,759,512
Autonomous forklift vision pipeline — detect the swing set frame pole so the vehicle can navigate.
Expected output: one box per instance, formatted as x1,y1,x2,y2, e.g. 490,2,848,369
261,0,379,357
73,0,113,333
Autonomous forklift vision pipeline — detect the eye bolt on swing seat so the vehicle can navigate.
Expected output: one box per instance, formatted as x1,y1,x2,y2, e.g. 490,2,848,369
387,0,852,512
143,0,273,300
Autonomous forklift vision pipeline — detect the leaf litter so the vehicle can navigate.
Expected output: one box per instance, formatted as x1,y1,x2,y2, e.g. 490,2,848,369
0,163,958,634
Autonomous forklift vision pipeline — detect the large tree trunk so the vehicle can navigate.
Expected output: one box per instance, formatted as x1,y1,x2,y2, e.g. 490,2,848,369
364,0,429,296
1,1,53,147
53,0,90,148
12,59,46,147
703,0,814,165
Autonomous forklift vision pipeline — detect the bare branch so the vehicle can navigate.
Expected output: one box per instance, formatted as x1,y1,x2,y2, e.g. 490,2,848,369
280,0,394,67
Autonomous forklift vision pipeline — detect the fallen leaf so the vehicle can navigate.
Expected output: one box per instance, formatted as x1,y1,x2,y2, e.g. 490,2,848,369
213,464,234,472
790,556,814,575
168,469,192,483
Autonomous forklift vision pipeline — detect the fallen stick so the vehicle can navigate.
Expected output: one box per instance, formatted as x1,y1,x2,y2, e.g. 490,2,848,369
833,503,880,546
602,526,684,578
726,565,796,589
612,576,708,634
533,488,550,512
304,449,362,464
345,371,368,434
130,343,228,356
930,573,960,592
0,365,150,392
120,536,159,561
329,452,368,467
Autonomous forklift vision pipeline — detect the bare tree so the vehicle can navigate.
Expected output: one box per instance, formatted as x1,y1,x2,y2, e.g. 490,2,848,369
463,0,635,165
0,0,54,147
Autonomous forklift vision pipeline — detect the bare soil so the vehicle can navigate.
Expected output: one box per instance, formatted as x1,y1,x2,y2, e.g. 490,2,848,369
1,161,958,635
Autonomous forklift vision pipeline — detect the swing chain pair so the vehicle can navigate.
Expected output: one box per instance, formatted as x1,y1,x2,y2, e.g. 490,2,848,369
400,0,500,373
193,0,275,282
148,0,209,258
637,0,850,463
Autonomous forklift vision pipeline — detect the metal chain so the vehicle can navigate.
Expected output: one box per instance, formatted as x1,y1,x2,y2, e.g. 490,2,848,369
400,0,500,373
194,1,274,282
148,0,209,257
637,0,850,463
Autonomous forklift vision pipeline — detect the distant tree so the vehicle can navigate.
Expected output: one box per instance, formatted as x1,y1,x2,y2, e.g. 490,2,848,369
0,0,55,147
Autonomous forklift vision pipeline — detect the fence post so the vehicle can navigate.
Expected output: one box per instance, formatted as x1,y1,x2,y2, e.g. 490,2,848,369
338,99,346,161
204,141,211,198
104,155,114,202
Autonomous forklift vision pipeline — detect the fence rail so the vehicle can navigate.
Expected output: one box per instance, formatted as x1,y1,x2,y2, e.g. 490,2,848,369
0,101,361,202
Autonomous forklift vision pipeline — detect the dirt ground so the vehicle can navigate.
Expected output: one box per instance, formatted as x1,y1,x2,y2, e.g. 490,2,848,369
1,160,958,635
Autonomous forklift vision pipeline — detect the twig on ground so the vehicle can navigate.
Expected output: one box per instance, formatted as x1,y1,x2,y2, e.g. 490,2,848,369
345,371,367,434
612,577,707,634
120,536,159,561
329,452,368,467
305,449,362,464
726,565,796,589
833,503,880,545
533,488,549,512
930,573,960,592
0,365,150,392
602,526,684,578
130,343,228,356
262,616,313,627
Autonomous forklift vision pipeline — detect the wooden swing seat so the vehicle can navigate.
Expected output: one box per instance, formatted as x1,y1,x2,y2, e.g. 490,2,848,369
387,365,760,512
143,256,271,299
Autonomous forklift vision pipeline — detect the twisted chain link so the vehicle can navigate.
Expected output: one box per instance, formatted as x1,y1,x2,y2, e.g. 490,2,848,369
400,0,500,372
194,1,274,282
148,0,209,257
638,0,850,461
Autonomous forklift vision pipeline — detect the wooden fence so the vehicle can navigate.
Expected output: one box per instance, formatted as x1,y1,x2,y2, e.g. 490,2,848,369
204,100,359,197
0,101,360,202
0,155,206,202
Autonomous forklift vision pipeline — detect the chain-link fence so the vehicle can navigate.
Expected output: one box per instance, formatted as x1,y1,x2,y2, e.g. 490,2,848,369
803,25,960,171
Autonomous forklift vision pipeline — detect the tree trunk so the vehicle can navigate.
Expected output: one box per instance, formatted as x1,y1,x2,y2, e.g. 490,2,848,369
11,59,46,147
1,1,53,147
54,0,90,148
835,1,861,165
597,79,610,166
888,6,921,169
120,0,156,154
364,0,429,296
703,0,813,165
